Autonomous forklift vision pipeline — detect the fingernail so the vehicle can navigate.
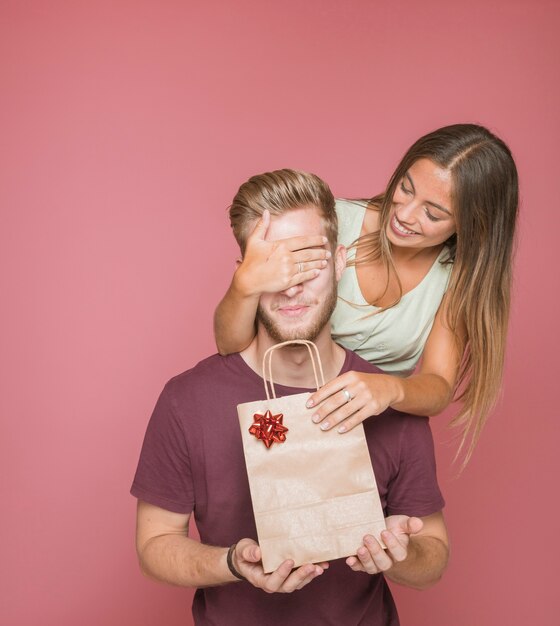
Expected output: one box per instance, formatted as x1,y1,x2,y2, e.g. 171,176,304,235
322,236,328,243
337,425,346,433
312,414,320,423
320,422,330,430
326,250,332,258
306,399,314,408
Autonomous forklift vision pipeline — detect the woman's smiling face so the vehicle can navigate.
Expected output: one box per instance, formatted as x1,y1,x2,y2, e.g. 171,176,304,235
387,158,456,250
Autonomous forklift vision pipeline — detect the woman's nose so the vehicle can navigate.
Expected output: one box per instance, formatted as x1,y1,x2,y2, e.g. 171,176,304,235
397,199,420,224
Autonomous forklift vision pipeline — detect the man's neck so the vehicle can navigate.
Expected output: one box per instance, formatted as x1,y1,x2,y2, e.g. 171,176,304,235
240,325,347,389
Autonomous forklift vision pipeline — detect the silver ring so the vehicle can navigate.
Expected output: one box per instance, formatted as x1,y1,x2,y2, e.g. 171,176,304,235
298,262,303,274
342,389,352,403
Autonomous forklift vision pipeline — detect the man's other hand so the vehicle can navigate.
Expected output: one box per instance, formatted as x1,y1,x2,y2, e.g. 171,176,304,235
234,538,328,593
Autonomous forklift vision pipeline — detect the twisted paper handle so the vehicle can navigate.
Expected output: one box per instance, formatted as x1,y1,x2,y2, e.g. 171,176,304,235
262,340,326,400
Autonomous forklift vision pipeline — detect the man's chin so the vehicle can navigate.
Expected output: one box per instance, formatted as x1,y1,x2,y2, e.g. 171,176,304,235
261,324,321,344
257,285,337,346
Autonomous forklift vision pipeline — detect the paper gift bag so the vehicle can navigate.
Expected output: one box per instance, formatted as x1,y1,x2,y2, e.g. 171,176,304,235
237,340,386,573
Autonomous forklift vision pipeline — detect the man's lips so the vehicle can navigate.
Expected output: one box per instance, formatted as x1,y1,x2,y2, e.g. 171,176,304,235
276,304,310,317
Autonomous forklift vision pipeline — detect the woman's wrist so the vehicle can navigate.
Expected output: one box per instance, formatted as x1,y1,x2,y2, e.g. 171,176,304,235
388,375,406,407
232,265,261,299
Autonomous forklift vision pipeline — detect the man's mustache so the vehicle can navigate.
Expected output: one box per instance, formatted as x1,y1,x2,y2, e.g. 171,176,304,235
270,300,316,310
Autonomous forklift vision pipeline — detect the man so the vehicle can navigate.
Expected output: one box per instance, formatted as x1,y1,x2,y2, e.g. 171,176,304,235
131,169,448,625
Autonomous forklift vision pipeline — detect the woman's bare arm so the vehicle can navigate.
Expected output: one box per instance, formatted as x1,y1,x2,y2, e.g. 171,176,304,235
307,301,461,430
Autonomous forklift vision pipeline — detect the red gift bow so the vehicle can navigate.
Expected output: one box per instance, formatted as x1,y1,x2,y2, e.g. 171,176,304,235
249,410,289,448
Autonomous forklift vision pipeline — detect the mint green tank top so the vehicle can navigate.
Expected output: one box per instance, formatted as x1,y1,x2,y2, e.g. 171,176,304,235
331,199,453,377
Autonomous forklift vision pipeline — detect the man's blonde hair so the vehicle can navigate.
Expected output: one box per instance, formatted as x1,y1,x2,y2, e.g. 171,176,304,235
229,169,337,254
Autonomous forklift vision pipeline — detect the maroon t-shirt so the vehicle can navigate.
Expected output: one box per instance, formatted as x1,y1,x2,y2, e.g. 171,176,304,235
131,349,444,626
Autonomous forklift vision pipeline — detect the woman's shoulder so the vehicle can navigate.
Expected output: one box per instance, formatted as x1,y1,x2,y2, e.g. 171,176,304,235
335,198,368,213
335,198,367,219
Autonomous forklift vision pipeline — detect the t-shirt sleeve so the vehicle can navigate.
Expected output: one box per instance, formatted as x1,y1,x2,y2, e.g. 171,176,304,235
130,384,195,514
385,416,445,517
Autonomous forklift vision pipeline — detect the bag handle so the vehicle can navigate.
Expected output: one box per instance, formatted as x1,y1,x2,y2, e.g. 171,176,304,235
262,340,326,400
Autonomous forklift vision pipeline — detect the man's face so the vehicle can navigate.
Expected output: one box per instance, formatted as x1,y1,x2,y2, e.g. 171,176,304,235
256,205,345,343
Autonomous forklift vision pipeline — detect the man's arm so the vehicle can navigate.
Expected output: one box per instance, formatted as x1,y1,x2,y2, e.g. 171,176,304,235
346,512,449,590
136,500,327,591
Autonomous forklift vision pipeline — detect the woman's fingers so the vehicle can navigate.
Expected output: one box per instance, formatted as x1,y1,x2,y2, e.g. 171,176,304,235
292,258,329,276
287,269,322,287
287,240,332,280
286,234,329,252
246,234,331,292
334,407,376,433
307,377,348,410
246,209,271,242
307,372,400,431
307,376,363,427
312,397,373,433
293,247,332,264
312,390,357,429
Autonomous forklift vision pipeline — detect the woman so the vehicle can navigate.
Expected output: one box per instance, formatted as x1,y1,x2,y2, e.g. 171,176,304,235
214,124,519,464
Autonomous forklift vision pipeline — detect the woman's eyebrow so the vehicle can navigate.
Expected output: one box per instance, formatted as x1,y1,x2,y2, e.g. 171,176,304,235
404,172,415,192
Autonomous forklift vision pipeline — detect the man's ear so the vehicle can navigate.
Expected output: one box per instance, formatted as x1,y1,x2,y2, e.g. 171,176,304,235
334,245,346,281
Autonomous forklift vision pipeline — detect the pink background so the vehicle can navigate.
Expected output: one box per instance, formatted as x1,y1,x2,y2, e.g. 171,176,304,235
2,1,558,624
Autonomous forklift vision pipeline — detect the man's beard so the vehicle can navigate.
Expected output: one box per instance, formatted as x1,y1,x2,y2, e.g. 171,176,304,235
256,277,338,344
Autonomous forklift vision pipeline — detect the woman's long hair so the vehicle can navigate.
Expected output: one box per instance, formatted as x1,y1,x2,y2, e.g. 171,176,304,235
350,124,519,465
